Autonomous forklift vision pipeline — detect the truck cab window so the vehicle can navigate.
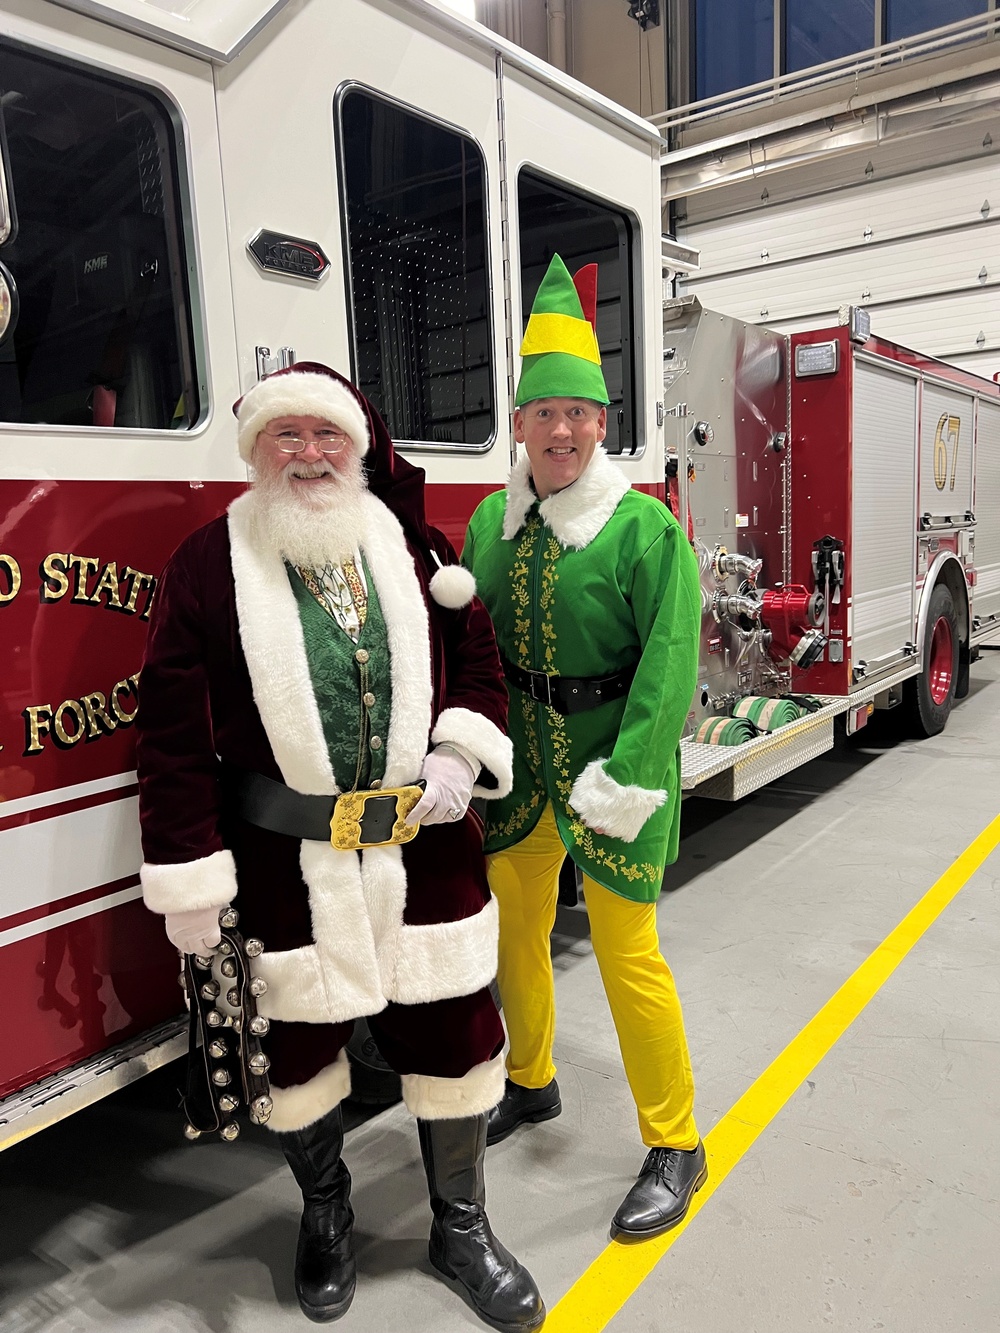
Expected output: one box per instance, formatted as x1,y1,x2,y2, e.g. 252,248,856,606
0,43,198,430
518,171,638,456
338,88,494,448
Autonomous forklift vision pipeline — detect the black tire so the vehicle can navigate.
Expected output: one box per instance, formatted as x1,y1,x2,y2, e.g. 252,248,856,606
905,583,959,738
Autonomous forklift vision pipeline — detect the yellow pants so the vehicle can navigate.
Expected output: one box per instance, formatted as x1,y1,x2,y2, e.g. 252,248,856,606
487,803,699,1150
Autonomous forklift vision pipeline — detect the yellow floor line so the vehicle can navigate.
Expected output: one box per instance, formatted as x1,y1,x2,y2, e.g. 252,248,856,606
544,809,1000,1332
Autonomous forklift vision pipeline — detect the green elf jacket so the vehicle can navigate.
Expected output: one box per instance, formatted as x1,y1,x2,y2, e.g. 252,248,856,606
464,449,700,902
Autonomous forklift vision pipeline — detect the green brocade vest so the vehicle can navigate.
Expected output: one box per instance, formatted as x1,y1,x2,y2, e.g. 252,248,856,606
286,560,391,789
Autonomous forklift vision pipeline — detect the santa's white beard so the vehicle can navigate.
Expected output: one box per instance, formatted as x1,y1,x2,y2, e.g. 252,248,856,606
247,453,371,565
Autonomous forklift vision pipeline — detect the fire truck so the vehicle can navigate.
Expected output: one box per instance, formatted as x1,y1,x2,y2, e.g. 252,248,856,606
0,0,997,1148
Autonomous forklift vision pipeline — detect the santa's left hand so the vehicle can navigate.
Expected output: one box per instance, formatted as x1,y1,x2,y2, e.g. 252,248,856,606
409,747,477,826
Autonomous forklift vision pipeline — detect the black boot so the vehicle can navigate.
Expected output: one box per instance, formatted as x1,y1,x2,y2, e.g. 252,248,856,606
486,1078,561,1146
611,1141,708,1240
419,1115,546,1333
279,1105,356,1322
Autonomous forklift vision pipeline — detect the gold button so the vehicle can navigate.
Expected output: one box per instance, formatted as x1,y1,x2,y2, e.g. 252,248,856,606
355,648,369,664
370,736,382,750
370,779,381,789
363,692,376,707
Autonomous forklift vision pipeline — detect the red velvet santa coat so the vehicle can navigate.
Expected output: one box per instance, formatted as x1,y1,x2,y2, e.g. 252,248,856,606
136,485,512,1125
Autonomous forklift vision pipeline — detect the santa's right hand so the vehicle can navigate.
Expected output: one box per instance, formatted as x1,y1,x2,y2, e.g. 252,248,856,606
165,905,226,956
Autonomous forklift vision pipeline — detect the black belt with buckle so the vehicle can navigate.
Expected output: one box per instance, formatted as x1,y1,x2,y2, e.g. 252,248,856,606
228,768,424,848
500,654,636,716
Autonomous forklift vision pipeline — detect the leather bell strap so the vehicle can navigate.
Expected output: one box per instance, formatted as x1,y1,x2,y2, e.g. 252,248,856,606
499,653,636,716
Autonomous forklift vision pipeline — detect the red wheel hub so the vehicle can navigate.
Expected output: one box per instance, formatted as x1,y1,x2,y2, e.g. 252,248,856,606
928,615,954,706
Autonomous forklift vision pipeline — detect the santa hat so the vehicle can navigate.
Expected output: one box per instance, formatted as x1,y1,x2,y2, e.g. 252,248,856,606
515,254,609,407
232,363,475,609
234,363,371,463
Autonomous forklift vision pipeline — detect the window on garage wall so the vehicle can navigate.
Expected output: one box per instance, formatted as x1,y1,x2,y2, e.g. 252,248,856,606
338,87,494,449
517,171,638,457
693,0,774,100
885,0,988,42
0,41,200,429
784,1,876,73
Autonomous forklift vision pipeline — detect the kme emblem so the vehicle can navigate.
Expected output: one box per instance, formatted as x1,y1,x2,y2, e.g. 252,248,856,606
247,230,330,282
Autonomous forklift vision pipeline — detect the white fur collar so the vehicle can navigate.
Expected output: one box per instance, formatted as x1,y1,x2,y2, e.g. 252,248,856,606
501,449,631,550
227,489,432,794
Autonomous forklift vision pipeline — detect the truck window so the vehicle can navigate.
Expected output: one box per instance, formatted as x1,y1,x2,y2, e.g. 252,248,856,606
0,42,199,431
517,170,638,457
338,88,494,449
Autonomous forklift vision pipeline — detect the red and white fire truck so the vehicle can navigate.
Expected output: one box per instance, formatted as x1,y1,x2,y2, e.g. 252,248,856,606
0,0,997,1147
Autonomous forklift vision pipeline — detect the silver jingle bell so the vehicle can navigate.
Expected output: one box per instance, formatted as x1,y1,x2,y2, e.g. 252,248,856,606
200,981,220,1000
177,971,188,991
218,908,239,929
248,1052,270,1074
216,940,233,956
205,1009,224,1027
218,1094,239,1113
211,1068,231,1087
226,988,241,1009
220,1122,240,1142
249,976,267,998
194,954,214,970
220,958,237,979
183,1122,202,1141
232,1017,243,1034
248,1015,270,1036
245,938,264,958
250,1095,273,1125
208,1039,227,1059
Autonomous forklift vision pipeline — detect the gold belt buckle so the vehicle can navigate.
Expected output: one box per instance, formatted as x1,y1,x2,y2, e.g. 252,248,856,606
330,784,424,851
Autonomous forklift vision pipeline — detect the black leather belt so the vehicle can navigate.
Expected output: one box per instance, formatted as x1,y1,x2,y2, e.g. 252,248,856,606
229,768,423,846
500,654,636,716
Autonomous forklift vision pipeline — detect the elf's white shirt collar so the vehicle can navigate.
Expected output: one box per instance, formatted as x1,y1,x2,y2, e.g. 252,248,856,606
502,448,631,550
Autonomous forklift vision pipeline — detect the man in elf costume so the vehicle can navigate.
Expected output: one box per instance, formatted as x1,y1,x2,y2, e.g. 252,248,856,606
136,363,545,1330
464,255,707,1238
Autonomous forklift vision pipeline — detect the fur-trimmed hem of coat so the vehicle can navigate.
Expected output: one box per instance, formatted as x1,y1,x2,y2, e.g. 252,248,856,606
569,759,666,844
141,849,237,914
265,1050,352,1132
400,1053,505,1120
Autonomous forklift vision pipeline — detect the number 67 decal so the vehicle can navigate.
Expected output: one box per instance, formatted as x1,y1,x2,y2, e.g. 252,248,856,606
933,413,961,492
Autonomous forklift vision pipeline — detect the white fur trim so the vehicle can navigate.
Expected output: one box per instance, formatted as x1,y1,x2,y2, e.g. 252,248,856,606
237,372,370,462
429,563,477,609
401,1053,505,1121
140,849,237,914
393,893,498,1005
265,1051,352,1132
569,758,666,843
502,449,631,549
431,707,513,799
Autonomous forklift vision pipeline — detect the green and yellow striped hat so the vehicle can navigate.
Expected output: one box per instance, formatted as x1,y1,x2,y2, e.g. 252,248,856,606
515,254,610,407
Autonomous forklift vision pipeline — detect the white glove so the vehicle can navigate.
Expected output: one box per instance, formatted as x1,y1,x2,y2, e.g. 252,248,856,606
409,746,477,826
164,905,226,956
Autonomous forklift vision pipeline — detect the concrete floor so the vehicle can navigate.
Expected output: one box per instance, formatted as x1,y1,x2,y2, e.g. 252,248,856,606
2,651,999,1333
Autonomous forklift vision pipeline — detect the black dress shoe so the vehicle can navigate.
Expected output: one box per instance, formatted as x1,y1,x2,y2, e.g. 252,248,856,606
486,1078,561,1146
610,1141,708,1239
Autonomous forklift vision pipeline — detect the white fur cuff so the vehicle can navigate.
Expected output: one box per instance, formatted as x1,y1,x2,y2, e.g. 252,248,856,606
265,1051,352,1132
141,849,238,914
569,759,666,844
431,707,513,798
400,1054,504,1120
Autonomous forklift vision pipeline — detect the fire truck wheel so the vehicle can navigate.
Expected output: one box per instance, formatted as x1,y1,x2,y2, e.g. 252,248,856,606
345,1018,402,1106
906,583,959,738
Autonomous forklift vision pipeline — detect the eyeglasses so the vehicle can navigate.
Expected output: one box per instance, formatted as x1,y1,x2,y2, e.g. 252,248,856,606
262,425,352,455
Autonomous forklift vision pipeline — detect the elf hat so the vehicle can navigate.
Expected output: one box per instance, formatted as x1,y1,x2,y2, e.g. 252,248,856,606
514,254,610,407
234,363,370,463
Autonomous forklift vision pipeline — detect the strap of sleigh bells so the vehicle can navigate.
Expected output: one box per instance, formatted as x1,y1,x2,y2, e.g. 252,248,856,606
178,907,273,1142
